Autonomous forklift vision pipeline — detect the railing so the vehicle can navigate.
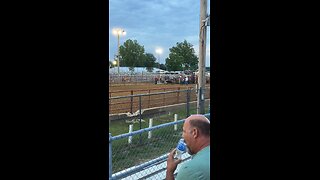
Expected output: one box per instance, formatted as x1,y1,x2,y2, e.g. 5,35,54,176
109,113,210,180
109,86,210,115
109,74,157,85
108,74,210,85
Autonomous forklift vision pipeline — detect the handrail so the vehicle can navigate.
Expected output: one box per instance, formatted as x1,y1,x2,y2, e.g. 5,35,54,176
109,119,185,141
109,89,193,100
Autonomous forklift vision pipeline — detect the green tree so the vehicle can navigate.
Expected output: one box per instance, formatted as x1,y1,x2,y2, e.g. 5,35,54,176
119,39,145,68
144,53,156,72
159,64,167,70
155,62,160,69
165,40,198,71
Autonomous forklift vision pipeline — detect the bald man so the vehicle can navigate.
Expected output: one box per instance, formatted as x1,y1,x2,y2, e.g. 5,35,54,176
166,114,210,180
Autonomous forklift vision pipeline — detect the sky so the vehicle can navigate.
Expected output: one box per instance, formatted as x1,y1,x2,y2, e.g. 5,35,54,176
109,0,210,67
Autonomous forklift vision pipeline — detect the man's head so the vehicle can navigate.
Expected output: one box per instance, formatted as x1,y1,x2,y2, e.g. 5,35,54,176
182,114,210,155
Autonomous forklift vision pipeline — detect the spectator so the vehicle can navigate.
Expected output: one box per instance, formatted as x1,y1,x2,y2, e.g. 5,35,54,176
166,114,210,180
185,76,189,85
180,76,184,85
155,77,158,84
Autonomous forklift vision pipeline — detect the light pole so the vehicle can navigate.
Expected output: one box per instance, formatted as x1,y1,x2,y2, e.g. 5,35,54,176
112,28,126,74
155,48,163,83
155,48,163,70
197,0,208,114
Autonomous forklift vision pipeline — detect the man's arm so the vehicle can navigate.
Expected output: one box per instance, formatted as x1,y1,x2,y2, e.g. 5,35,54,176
166,169,175,180
166,149,182,180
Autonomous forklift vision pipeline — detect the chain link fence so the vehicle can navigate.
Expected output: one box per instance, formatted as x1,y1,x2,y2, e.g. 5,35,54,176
109,113,210,180
109,87,210,179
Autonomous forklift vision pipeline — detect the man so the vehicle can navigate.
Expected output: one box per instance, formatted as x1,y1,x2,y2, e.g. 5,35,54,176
166,114,210,180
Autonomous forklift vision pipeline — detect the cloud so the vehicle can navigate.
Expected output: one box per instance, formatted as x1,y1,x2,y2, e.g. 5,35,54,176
109,0,210,66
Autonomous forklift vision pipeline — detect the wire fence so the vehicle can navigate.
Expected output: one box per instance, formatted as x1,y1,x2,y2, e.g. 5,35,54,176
109,87,210,179
109,113,210,180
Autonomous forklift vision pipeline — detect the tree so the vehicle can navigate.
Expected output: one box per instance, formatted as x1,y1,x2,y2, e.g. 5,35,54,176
159,63,167,70
119,39,145,68
165,40,198,71
154,62,159,68
144,53,156,72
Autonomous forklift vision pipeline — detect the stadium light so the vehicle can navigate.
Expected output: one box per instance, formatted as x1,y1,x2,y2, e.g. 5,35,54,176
155,47,163,70
112,28,126,74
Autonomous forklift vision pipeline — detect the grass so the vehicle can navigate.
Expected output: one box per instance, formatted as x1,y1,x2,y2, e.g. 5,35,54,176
109,103,208,135
111,125,183,173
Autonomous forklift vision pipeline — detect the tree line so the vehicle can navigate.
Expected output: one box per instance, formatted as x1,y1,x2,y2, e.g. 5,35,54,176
109,39,199,72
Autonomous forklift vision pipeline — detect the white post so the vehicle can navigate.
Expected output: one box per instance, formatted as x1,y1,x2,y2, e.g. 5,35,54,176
148,118,153,139
128,124,133,144
174,114,178,131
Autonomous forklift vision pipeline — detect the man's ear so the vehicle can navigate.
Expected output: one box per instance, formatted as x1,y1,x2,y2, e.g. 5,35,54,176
192,128,199,138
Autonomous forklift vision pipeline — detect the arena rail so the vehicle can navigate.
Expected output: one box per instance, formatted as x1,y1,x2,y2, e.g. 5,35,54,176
109,87,210,114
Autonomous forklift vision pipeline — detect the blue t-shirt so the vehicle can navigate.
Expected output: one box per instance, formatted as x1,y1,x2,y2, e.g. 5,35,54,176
176,146,210,180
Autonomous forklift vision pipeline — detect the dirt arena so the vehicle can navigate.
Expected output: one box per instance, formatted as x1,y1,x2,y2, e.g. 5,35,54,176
109,83,209,114
109,83,195,92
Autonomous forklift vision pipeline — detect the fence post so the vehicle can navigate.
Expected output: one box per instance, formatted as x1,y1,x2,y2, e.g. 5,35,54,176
139,95,142,144
177,87,180,103
148,89,151,108
128,124,133,144
148,118,153,139
163,88,166,106
174,114,178,131
109,133,112,180
186,89,190,117
130,90,133,114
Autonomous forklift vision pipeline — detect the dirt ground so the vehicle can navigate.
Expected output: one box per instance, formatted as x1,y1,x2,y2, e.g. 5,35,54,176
109,83,195,92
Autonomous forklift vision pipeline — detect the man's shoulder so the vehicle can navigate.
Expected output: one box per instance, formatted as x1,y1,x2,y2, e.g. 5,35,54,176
179,154,210,171
176,158,210,180
180,148,210,170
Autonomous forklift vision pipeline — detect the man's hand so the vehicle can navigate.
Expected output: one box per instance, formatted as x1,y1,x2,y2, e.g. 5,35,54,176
166,148,182,179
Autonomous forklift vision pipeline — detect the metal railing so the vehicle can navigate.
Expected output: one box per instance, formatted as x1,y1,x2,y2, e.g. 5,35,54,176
109,74,157,84
108,74,209,85
109,87,210,115
109,113,210,180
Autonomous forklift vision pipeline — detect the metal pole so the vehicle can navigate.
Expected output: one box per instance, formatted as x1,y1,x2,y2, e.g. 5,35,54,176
158,55,161,70
130,90,133,113
187,89,190,117
117,34,120,74
197,0,207,114
109,133,112,180
139,95,142,144
158,55,160,84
